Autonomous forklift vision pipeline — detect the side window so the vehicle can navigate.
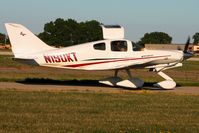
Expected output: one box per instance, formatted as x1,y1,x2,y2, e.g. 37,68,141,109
93,43,106,50
111,41,127,52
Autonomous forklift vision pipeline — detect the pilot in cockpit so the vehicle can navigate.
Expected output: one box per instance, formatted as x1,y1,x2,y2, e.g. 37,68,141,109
112,41,127,51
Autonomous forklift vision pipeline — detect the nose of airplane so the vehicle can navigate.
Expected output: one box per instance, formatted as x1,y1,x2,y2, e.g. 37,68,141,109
169,50,193,62
169,51,184,62
182,36,193,60
183,52,193,60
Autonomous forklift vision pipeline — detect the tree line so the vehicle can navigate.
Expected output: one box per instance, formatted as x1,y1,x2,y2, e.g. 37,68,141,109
0,33,9,44
1,18,199,47
38,18,103,47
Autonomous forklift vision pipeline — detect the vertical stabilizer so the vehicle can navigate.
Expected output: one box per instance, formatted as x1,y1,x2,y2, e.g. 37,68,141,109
5,23,56,58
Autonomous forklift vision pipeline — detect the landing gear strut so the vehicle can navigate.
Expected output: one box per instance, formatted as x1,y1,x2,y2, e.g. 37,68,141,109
99,69,144,88
99,69,122,86
153,69,176,89
99,68,176,89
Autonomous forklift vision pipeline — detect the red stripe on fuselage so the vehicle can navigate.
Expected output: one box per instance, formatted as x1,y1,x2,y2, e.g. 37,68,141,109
63,55,170,68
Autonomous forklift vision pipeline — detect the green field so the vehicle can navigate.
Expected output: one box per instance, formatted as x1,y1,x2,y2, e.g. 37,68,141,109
0,90,198,133
0,55,199,133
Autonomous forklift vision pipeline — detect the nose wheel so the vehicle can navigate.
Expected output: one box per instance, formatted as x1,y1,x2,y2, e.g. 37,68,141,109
153,70,176,90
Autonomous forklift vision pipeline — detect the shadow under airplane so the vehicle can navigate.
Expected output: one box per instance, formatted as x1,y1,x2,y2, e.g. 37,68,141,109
17,78,181,91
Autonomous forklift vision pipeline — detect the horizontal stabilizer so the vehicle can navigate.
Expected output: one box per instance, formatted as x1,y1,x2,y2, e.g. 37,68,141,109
13,58,39,65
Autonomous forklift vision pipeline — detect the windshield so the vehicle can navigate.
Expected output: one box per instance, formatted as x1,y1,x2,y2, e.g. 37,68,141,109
132,42,144,51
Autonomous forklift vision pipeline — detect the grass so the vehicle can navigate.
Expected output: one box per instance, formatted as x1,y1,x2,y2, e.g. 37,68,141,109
0,90,198,133
0,55,199,86
0,56,199,132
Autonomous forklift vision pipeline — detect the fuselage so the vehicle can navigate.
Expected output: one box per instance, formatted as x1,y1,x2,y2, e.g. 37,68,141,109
29,39,183,70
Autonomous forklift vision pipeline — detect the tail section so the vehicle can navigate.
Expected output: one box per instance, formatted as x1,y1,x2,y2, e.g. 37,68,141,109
5,23,56,58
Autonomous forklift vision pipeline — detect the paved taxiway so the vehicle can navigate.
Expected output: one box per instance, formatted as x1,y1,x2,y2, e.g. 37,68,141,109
0,82,198,95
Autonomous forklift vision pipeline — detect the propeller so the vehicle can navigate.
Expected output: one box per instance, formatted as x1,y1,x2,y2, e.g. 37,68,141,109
183,36,190,53
183,36,193,60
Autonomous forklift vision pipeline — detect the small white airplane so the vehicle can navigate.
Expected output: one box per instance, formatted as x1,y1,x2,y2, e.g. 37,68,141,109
5,23,193,89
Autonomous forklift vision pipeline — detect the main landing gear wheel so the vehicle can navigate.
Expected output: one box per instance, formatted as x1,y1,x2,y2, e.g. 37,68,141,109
99,69,144,89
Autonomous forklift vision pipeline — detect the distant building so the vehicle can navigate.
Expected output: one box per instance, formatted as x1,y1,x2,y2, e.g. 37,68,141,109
145,44,199,52
193,44,199,53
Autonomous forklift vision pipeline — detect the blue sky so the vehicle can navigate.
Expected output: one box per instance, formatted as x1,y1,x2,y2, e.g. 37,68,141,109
0,0,199,43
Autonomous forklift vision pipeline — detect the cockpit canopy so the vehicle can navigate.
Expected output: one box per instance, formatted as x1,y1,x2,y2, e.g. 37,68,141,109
93,40,142,52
